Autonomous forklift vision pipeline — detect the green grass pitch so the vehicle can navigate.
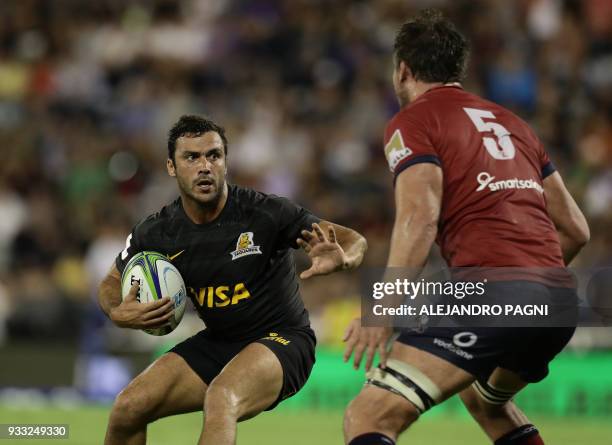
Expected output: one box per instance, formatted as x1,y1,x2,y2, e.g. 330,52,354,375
0,406,610,444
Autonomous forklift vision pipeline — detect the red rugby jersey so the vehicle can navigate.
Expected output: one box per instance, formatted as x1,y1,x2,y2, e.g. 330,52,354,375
384,85,564,268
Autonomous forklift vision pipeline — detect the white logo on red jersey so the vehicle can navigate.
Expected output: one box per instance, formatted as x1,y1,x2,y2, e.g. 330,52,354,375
476,172,543,193
384,129,413,171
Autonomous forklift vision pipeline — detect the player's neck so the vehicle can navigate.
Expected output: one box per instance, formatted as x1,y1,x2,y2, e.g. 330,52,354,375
181,183,229,225
409,81,461,102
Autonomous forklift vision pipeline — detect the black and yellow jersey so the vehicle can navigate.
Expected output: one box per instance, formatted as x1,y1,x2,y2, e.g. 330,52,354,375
115,184,320,341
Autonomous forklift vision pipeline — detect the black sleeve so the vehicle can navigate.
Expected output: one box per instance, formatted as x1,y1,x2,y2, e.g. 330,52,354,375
272,196,321,250
115,226,143,273
541,161,556,179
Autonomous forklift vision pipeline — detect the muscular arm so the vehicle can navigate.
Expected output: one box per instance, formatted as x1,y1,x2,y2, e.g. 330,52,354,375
381,164,442,321
543,171,590,265
342,163,443,370
387,163,443,270
98,263,123,319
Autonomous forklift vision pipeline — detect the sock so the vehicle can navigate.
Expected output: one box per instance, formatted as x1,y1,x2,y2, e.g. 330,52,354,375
348,432,395,445
494,424,544,445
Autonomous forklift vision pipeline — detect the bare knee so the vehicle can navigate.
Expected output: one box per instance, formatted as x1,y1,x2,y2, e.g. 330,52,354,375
108,386,155,432
344,387,419,441
204,380,241,422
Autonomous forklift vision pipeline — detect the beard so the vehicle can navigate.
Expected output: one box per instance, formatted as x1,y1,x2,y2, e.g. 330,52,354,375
179,174,226,209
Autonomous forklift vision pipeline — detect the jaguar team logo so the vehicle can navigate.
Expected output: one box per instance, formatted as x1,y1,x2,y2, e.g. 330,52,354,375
231,232,262,260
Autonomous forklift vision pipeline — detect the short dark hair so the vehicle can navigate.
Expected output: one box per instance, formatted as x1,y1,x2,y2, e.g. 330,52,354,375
394,9,469,84
167,115,228,161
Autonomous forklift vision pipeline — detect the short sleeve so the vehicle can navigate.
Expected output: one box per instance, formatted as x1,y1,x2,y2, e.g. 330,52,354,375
384,114,441,181
272,196,321,250
538,140,556,179
115,227,143,273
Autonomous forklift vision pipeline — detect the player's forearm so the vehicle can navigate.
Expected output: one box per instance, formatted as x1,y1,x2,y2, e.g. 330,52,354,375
388,164,442,271
558,230,589,265
553,210,589,265
387,210,437,271
543,172,589,265
378,212,437,320
98,272,122,319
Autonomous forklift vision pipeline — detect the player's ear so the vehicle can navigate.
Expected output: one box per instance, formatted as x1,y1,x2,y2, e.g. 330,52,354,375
167,158,176,177
398,60,412,83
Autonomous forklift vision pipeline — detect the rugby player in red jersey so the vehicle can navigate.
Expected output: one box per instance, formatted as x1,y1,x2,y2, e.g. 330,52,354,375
343,10,589,445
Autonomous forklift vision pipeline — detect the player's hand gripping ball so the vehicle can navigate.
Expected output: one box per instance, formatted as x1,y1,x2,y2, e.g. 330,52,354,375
121,251,187,335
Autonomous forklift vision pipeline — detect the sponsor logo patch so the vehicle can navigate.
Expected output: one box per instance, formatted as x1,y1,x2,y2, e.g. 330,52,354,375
384,129,413,172
261,332,291,345
476,171,543,193
188,283,251,308
433,337,474,360
167,249,185,261
453,331,478,348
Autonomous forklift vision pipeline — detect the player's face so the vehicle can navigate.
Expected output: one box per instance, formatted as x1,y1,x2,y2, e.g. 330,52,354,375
167,132,227,207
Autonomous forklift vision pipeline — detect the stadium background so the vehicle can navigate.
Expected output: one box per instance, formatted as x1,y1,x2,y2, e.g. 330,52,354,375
0,0,611,443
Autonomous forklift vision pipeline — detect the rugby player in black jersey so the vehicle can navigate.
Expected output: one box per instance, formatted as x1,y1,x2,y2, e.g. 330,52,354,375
98,115,367,445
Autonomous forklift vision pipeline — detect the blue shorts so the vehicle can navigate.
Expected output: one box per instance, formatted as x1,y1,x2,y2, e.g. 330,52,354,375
397,281,576,383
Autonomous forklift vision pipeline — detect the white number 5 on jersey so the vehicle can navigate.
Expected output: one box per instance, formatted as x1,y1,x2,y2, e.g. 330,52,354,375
463,107,516,160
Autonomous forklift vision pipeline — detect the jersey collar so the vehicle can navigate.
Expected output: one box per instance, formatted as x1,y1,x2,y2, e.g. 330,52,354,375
177,184,235,228
423,82,463,96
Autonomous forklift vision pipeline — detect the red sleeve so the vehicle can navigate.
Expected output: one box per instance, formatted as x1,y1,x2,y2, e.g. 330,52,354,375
384,113,440,181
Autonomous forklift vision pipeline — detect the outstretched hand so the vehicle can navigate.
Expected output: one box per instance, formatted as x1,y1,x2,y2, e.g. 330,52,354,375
343,317,394,371
297,223,349,279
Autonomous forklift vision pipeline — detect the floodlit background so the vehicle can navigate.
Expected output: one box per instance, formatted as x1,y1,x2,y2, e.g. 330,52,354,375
0,0,611,444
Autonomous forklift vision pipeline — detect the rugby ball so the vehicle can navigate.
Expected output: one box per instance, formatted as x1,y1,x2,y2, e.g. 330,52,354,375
120,251,187,336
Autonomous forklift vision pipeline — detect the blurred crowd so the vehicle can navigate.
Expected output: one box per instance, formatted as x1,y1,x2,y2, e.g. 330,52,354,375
0,0,611,349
